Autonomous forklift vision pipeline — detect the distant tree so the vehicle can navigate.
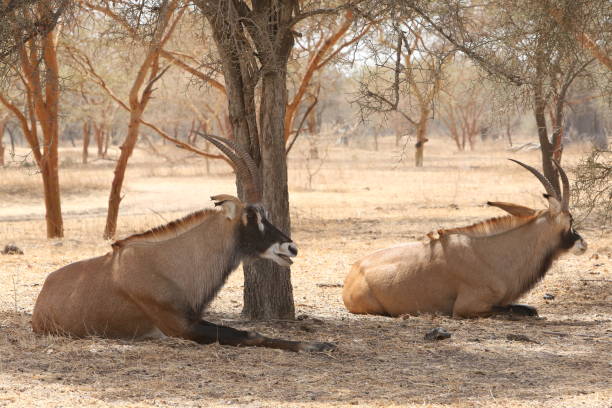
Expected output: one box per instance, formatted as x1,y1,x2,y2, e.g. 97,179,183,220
355,15,450,166
0,2,65,238
572,149,612,229
0,111,8,166
439,59,490,151
397,0,611,191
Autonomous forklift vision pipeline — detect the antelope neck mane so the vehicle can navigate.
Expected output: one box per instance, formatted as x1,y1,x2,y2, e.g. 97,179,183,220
437,213,541,239
112,209,220,248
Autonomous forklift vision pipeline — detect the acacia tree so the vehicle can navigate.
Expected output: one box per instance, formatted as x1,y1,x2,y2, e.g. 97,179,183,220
397,0,610,190
439,59,490,151
356,16,450,166
195,1,363,319
70,0,186,238
0,1,65,237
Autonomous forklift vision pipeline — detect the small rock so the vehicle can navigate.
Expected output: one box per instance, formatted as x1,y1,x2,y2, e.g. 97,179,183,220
424,327,451,341
1,244,24,255
543,293,555,300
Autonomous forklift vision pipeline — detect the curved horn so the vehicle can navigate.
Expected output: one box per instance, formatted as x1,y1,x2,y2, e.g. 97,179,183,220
552,159,570,211
196,132,261,203
205,134,261,197
509,159,558,199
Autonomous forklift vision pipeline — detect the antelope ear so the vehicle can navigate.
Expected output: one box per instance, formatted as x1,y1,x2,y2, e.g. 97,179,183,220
487,201,536,217
211,195,242,220
543,194,562,215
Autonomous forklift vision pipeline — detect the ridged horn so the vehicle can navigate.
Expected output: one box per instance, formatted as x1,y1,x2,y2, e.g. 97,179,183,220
552,159,570,211
509,159,558,200
205,134,261,196
196,132,261,203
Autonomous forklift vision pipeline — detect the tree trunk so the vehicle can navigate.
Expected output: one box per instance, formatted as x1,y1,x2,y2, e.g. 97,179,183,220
0,117,6,166
38,28,63,238
534,90,560,194
102,127,110,158
242,71,295,320
414,112,429,167
82,120,90,164
41,154,63,237
95,123,104,157
204,1,296,320
104,109,142,239
506,122,513,147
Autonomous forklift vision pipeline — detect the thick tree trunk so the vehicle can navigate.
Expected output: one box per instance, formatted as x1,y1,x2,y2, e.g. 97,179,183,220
82,120,90,164
204,1,296,320
242,71,295,320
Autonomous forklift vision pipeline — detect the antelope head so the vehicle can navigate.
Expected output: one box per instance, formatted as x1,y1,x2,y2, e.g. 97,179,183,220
199,133,298,267
498,159,587,255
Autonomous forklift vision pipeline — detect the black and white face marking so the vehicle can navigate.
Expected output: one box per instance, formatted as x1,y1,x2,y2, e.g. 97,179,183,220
560,216,587,255
239,205,298,267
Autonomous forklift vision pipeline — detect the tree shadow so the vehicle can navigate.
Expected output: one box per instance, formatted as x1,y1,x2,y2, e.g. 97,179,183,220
1,309,609,406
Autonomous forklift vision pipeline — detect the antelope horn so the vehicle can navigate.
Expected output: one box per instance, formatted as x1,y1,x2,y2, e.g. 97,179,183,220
552,159,570,211
196,132,261,203
205,134,262,197
509,159,558,200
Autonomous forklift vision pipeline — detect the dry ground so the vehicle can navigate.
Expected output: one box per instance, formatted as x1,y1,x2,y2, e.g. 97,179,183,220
0,137,610,407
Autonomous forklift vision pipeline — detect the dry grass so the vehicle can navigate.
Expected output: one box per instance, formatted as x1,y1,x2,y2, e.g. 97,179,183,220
0,136,610,407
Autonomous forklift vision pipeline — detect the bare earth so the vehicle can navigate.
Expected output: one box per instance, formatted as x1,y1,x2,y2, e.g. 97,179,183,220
1,138,610,407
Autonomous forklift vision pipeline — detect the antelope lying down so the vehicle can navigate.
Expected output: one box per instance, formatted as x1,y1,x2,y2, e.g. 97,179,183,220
343,160,587,318
32,135,335,352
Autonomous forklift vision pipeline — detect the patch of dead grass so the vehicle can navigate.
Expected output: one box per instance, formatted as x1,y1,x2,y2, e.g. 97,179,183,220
0,136,610,407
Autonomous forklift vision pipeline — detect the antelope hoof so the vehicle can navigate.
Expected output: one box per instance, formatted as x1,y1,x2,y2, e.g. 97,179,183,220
492,304,539,317
300,341,337,353
508,304,539,316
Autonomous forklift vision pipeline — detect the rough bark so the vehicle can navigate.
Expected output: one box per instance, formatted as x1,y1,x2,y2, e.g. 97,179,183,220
242,67,295,320
203,1,296,320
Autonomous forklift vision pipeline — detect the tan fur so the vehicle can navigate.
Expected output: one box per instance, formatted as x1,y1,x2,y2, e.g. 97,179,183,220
112,209,216,248
32,206,241,338
343,205,577,318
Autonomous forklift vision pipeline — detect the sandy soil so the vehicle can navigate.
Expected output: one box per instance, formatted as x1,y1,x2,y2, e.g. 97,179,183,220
0,138,610,407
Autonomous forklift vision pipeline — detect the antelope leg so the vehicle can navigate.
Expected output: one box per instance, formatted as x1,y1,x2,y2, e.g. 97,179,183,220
195,320,336,352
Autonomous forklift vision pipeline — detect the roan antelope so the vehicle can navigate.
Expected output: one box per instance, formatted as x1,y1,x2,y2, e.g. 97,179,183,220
342,160,587,318
32,134,335,352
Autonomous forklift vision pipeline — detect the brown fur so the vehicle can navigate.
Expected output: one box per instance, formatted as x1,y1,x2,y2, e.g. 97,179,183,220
33,207,239,338
112,209,217,248
343,200,585,318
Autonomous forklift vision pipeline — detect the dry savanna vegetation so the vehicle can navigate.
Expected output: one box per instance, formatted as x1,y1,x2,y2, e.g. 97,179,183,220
1,137,610,407
1,1,611,407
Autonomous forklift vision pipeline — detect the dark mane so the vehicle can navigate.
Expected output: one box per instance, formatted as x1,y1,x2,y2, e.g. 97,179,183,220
112,209,219,249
